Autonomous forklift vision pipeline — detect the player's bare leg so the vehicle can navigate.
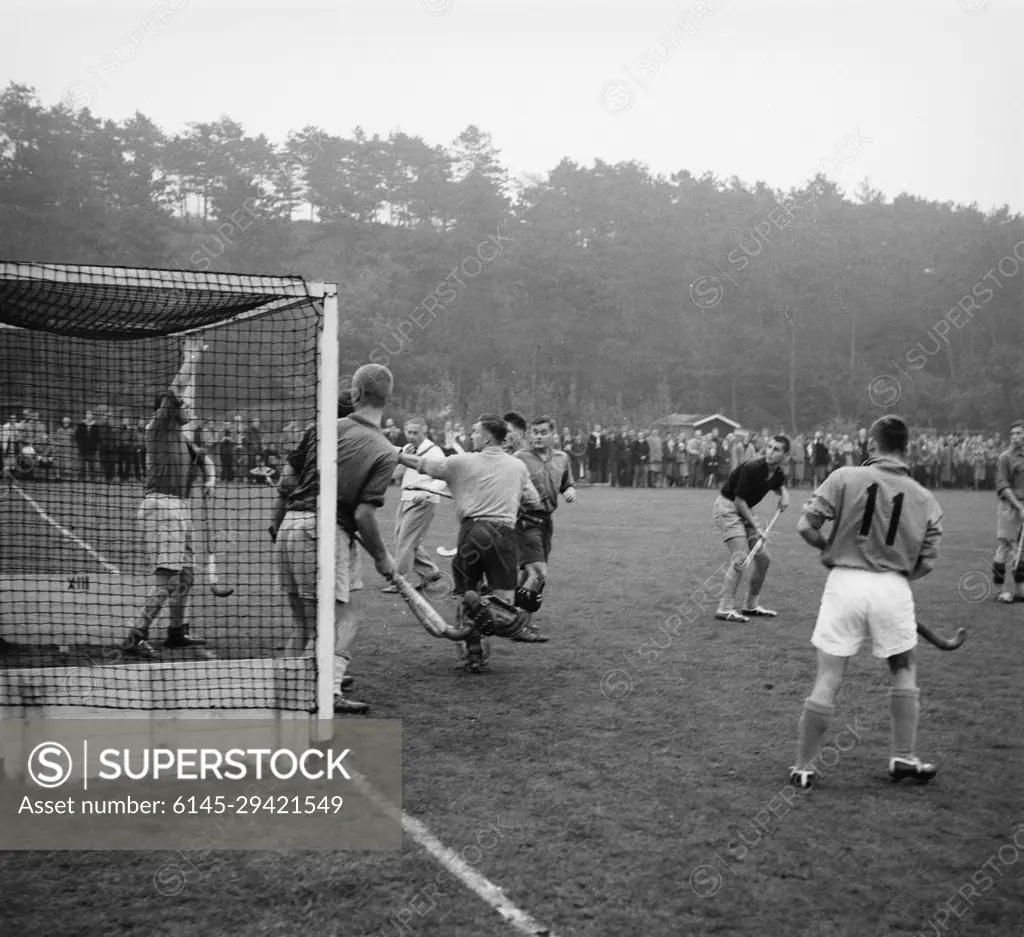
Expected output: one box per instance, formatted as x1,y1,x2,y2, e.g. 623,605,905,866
334,597,368,713
122,570,176,658
714,538,750,622
790,649,848,788
887,649,936,783
741,547,777,618
992,535,1016,603
123,567,202,657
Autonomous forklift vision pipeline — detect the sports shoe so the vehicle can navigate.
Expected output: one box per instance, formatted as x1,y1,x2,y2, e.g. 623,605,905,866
715,610,750,623
889,756,937,784
511,623,549,643
164,631,207,650
416,571,444,591
789,767,816,790
122,629,157,660
742,605,778,617
333,693,370,714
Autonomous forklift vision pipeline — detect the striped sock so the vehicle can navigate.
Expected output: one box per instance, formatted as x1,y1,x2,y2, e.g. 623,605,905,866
796,698,834,769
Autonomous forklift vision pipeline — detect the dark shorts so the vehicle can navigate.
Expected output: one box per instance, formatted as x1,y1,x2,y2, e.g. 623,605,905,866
452,519,519,593
517,514,553,566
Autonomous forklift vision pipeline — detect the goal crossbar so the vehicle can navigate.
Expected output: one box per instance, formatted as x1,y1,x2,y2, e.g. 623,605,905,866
0,262,327,340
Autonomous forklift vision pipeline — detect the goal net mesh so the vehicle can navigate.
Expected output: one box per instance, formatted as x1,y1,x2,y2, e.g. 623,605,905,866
0,263,325,713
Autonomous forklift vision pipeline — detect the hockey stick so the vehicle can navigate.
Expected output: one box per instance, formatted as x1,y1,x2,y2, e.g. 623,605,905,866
1013,521,1024,576
916,620,966,651
349,530,466,639
436,546,457,557
742,507,782,569
201,494,234,598
404,486,453,500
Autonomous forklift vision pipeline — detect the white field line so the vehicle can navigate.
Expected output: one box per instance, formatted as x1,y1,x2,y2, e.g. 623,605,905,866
8,480,122,575
348,769,559,937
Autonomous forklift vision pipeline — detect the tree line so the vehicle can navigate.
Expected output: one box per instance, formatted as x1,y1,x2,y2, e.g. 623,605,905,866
1,81,1022,433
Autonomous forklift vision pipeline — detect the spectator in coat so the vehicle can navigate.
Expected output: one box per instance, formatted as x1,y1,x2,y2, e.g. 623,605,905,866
587,425,608,484
75,411,100,481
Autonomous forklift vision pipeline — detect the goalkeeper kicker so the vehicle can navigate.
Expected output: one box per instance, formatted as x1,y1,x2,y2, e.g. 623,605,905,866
121,337,217,660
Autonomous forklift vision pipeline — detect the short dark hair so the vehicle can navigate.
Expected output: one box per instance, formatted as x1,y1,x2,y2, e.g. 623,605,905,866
772,434,791,454
1011,419,1024,433
504,410,527,433
352,364,394,408
337,389,355,419
477,413,508,445
869,416,909,454
530,415,554,430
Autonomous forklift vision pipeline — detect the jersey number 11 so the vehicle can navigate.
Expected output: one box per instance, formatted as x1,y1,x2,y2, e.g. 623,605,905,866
859,483,903,546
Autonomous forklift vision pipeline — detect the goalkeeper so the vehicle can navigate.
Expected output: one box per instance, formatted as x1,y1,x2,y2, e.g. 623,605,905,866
121,338,215,659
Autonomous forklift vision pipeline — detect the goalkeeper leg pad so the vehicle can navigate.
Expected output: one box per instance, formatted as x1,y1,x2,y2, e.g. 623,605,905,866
478,594,531,640
515,587,543,613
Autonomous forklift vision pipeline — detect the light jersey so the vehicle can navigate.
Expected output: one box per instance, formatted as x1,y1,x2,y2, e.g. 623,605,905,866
802,456,943,576
420,446,540,526
515,447,573,516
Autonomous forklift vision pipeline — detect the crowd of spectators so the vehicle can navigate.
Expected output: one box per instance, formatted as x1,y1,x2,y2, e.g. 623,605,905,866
0,408,296,487
570,425,1008,490
2,406,1007,495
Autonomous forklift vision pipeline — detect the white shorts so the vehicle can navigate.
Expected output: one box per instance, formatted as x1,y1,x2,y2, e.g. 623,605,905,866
811,567,918,659
138,494,193,573
274,511,359,603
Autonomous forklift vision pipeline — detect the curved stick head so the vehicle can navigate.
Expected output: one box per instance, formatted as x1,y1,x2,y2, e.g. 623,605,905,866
946,627,967,650
210,584,235,598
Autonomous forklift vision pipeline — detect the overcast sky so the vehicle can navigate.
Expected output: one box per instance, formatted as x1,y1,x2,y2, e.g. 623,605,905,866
7,0,1022,212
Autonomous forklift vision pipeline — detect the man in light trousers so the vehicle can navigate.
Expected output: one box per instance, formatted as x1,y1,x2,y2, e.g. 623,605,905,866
383,417,447,593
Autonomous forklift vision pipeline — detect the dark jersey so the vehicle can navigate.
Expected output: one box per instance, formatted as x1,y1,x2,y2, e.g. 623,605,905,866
515,448,573,516
721,458,786,508
336,413,399,535
285,426,319,513
144,404,202,499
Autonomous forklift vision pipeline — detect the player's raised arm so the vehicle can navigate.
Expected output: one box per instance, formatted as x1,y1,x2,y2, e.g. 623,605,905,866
171,337,204,428
397,447,448,480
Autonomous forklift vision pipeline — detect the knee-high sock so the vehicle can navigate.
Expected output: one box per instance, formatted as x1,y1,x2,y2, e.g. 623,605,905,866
717,559,744,613
332,653,350,695
796,698,834,769
745,556,769,608
890,687,920,759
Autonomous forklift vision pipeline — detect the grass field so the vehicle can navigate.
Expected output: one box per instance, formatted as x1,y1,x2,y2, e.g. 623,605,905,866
2,483,1023,936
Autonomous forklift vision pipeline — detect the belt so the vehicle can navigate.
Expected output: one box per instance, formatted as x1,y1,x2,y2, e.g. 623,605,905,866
463,516,513,526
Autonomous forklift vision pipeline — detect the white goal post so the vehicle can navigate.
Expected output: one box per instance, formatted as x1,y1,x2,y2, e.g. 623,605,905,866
0,262,339,736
